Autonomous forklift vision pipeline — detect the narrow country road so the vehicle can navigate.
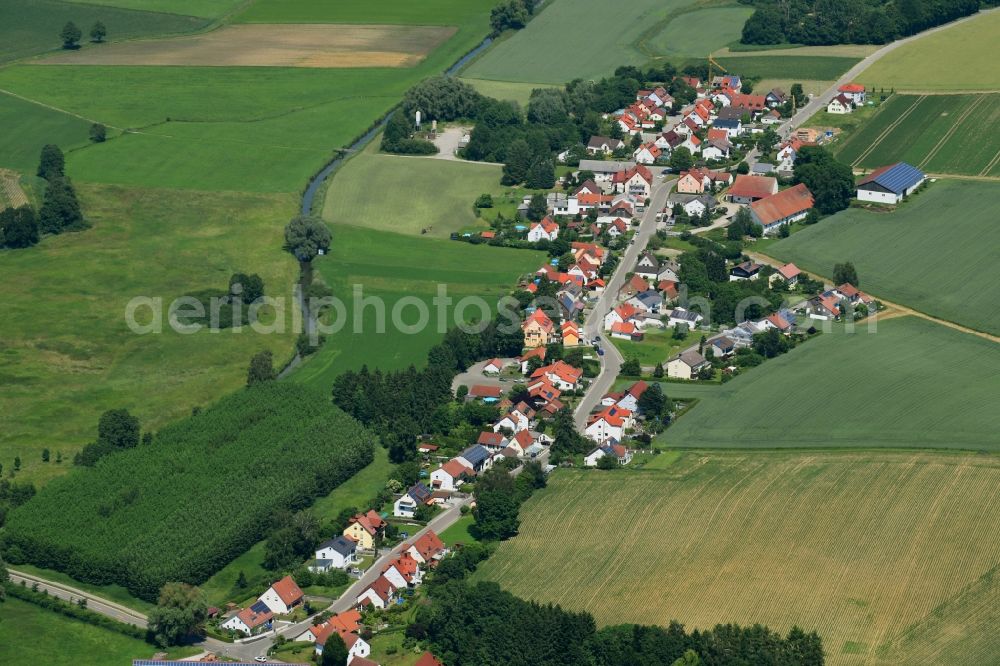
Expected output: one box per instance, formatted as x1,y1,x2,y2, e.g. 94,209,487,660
573,176,675,430
7,570,148,628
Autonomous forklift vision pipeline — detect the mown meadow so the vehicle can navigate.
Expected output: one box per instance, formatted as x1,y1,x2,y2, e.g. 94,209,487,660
766,181,1000,335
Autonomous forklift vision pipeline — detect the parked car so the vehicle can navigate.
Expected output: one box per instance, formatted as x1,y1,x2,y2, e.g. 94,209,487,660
597,347,605,356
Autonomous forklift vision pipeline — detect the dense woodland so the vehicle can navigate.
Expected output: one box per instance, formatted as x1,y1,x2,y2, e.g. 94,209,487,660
739,0,982,45
414,579,825,666
1,383,375,600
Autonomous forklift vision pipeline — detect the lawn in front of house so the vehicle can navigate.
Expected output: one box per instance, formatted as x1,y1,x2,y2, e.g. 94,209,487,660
609,328,693,368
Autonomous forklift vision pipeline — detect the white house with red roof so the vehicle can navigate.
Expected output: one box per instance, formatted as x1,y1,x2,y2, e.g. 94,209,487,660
584,443,633,467
405,530,448,565
610,321,642,341
611,165,653,198
612,381,648,413
259,575,304,615
531,360,583,391
585,405,634,444
221,602,273,636
493,406,530,433
838,83,866,104
381,552,423,589
356,575,396,610
506,429,535,457
633,142,662,164
518,346,546,373
527,216,559,242
772,262,801,287
808,294,842,320
482,358,506,375
477,431,508,450
430,459,473,491
826,94,853,114
604,302,638,331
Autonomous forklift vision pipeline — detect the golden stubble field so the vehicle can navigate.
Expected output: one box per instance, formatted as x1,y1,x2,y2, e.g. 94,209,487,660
478,451,1000,665
40,23,457,68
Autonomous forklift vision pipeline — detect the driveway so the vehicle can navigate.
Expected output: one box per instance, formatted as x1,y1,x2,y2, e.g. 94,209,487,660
451,358,516,394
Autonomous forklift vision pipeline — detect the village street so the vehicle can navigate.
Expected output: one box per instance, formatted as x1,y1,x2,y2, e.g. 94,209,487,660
573,175,675,430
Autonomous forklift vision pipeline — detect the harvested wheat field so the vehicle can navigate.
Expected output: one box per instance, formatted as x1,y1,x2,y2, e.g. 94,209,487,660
478,451,1000,665
0,169,29,209
41,24,456,68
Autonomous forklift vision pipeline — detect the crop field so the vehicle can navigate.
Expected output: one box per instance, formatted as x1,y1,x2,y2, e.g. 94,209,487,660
644,6,754,57
658,317,1000,450
0,0,206,63
714,55,861,81
236,0,499,26
61,0,245,19
835,94,1000,176
42,24,457,68
858,10,1000,91
0,185,299,484
323,142,503,237
292,225,543,389
200,447,394,607
767,180,1000,335
463,0,696,84
0,169,30,209
0,598,195,665
478,450,1000,665
4,383,375,601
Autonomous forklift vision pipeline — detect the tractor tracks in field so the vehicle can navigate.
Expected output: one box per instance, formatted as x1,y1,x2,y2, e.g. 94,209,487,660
851,95,927,167
918,94,987,170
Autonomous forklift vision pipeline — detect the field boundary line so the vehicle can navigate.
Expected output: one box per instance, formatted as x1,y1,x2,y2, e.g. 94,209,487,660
0,87,119,130
747,250,1000,344
918,94,987,169
852,95,926,167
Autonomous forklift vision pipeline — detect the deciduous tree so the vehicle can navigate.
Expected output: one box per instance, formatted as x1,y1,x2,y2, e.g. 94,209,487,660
247,350,276,386
61,22,82,49
148,583,207,646
90,21,107,43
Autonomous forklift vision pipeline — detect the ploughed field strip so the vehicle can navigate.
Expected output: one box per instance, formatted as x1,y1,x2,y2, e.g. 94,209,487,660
39,24,457,68
836,93,1000,177
0,169,29,209
478,452,1000,665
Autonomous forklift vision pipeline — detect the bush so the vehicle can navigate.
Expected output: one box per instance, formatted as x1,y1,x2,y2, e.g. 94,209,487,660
3,384,375,601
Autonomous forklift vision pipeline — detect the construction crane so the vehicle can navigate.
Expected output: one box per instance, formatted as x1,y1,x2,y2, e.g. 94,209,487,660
707,55,727,88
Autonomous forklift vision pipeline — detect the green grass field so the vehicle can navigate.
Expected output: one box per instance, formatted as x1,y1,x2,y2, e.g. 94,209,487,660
659,317,1000,450
0,184,298,484
714,55,861,81
0,0,206,64
322,142,503,237
0,92,92,174
463,0,696,84
292,225,543,388
608,329,691,367
438,514,477,547
478,450,1000,665
766,180,1000,335
458,78,557,106
645,6,754,57
61,0,244,19
857,10,1000,91
834,94,1000,176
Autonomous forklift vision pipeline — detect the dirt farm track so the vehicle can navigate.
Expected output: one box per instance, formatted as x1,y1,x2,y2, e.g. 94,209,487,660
40,24,456,68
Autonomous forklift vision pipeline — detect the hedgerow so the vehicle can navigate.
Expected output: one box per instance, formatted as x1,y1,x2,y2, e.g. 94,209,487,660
1,383,375,601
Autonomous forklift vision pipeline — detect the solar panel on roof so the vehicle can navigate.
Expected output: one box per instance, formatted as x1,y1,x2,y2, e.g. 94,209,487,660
134,662,261,666
250,599,270,613
872,162,924,194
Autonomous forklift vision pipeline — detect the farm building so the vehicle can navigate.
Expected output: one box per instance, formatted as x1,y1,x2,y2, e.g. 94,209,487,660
749,184,815,234
856,162,926,204
727,175,778,204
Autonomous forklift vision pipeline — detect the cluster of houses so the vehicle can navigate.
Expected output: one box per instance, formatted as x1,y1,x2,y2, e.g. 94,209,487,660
601,251,691,342
291,531,448,665
584,380,651,447
600,75,790,168
520,241,613,334
221,575,305,637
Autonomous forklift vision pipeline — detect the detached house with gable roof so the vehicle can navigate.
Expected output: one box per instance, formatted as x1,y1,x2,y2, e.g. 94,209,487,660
430,459,473,491
259,576,304,615
221,600,273,636
343,510,386,551
527,216,559,242
522,308,554,349
312,535,358,572
667,350,710,380
356,575,396,610
393,482,433,518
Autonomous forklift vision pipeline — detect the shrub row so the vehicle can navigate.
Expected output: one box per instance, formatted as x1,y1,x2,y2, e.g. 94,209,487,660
4,582,148,641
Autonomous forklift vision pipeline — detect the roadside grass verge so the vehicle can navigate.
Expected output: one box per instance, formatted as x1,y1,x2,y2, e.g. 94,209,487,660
766,180,1000,335
712,55,861,81
0,598,196,665
660,317,1000,449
